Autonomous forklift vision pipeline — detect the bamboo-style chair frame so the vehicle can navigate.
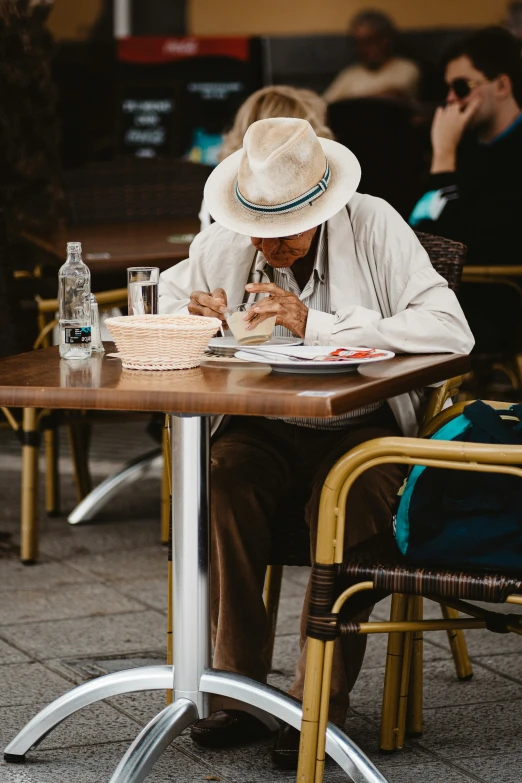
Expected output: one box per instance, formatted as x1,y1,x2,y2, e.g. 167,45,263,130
296,399,522,783
0,288,131,562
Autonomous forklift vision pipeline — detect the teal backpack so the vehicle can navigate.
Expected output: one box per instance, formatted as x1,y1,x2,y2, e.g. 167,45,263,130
394,401,522,573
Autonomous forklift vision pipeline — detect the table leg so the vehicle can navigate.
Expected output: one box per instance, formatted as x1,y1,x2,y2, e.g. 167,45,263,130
3,666,172,762
20,407,39,564
108,415,388,783
67,448,161,524
170,414,210,713
6,413,388,783
109,699,198,783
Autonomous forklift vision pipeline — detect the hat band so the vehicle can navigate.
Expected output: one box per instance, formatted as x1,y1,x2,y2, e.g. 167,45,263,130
235,161,331,215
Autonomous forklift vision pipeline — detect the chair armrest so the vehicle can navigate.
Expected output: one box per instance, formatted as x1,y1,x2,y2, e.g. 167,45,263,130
316,435,522,565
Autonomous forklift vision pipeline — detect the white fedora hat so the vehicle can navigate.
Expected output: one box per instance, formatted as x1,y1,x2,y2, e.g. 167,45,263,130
204,117,361,238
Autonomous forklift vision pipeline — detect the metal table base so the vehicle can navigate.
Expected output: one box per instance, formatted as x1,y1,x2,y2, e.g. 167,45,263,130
67,448,162,524
4,415,388,783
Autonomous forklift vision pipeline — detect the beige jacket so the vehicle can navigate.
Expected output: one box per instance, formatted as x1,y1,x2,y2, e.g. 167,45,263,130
159,193,474,436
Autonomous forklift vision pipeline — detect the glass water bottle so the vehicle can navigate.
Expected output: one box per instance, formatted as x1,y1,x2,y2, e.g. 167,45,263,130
58,242,92,359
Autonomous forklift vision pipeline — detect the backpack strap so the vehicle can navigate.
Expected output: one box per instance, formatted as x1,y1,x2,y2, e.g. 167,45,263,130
463,400,522,445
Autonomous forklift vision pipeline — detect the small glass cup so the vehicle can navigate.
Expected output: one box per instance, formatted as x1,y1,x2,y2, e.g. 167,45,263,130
225,302,276,346
127,267,159,315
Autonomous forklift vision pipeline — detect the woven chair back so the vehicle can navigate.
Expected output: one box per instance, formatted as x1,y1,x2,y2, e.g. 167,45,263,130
415,231,467,294
63,157,212,225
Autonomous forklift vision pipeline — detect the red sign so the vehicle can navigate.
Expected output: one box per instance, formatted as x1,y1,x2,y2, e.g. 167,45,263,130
117,36,250,64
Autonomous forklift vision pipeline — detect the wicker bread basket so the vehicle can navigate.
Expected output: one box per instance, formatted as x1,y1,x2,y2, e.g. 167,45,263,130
104,314,221,370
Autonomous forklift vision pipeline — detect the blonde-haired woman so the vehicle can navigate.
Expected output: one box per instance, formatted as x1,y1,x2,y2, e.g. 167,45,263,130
220,85,333,160
199,86,334,228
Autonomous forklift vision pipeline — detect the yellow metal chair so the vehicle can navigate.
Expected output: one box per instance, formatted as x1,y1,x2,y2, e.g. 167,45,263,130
297,399,522,783
0,288,129,562
262,377,472,687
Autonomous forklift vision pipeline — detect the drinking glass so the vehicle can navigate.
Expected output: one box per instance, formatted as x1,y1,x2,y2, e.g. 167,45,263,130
225,302,276,345
127,267,159,315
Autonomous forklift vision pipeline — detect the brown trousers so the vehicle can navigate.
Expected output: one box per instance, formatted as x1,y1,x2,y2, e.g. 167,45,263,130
209,411,404,724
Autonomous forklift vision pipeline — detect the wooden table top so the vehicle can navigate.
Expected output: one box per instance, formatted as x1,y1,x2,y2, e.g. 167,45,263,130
23,219,198,275
0,346,470,418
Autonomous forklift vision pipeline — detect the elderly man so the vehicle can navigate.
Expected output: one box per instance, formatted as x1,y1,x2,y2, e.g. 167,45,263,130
159,117,473,768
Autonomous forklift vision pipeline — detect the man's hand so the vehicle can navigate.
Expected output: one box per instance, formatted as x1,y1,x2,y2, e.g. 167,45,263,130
188,288,227,322
244,282,308,338
430,97,482,173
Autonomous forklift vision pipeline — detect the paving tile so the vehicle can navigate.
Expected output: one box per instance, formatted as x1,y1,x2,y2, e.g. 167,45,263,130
458,751,522,783
367,760,480,783
351,657,522,712
39,511,162,561
1,611,166,660
339,711,427,767
270,633,300,677
3,422,522,783
415,700,522,758
427,627,522,657
0,559,92,592
472,652,522,684
65,545,168,583
0,663,75,707
279,569,310,598
0,639,31,665
0,701,141,753
271,594,302,637
0,583,145,626
43,651,167,688
0,738,226,783
176,732,290,783
113,577,168,610
282,566,310,590
176,711,426,783
111,689,169,725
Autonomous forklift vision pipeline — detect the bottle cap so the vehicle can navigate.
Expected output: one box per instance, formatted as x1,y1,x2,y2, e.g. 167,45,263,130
67,242,82,253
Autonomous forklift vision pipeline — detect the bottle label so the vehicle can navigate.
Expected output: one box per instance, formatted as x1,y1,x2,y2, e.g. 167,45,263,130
64,327,91,344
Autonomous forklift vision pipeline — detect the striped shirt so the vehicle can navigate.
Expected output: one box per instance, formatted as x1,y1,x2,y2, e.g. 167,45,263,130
247,224,383,430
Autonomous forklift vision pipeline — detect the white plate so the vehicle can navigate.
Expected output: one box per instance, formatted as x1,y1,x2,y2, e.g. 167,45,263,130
207,335,302,357
234,345,395,374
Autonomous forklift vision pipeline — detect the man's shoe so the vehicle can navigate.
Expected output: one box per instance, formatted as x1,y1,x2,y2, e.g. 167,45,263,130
190,709,275,749
272,722,300,770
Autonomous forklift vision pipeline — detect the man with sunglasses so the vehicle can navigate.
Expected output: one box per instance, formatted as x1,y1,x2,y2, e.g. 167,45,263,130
410,26,522,266
410,26,522,362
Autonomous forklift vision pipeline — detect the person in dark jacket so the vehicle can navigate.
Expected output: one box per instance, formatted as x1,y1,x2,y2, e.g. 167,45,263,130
410,27,522,361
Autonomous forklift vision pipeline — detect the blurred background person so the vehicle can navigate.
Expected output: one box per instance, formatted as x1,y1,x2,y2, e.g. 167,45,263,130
410,26,522,384
323,10,421,103
199,85,334,229
409,27,522,267
506,1,522,39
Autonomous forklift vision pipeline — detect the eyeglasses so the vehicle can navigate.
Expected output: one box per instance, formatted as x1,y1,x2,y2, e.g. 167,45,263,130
447,77,491,99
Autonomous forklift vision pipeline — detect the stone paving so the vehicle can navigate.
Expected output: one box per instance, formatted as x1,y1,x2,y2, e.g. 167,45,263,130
0,420,521,783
